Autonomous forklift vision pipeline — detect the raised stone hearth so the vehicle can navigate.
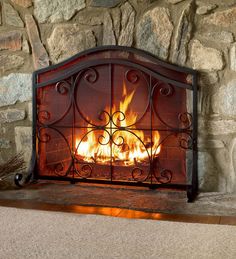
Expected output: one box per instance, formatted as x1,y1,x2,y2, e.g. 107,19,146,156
1,182,236,216
0,0,236,194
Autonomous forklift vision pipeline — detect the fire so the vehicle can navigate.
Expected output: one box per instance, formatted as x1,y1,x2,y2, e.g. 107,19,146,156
75,83,161,165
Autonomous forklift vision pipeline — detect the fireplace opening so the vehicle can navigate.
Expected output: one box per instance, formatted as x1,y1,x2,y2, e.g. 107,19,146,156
26,46,198,201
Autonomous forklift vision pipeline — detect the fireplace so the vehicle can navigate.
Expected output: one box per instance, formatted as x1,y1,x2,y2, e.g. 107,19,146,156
17,46,198,201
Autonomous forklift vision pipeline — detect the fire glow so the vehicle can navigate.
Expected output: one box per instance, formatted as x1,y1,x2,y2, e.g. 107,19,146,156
75,83,161,165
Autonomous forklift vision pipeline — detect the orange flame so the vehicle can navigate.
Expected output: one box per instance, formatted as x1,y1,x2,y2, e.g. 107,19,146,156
75,82,161,165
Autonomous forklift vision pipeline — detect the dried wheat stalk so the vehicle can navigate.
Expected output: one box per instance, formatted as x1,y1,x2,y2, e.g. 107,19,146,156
0,153,26,180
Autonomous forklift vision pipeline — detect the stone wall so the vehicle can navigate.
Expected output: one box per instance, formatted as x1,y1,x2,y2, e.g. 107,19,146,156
0,0,236,192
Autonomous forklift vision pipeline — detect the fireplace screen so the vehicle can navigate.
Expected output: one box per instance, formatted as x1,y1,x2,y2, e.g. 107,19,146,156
30,46,198,201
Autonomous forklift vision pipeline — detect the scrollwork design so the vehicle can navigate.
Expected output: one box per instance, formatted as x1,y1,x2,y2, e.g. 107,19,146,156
98,129,111,146
74,68,110,128
151,131,193,184
55,80,71,95
111,129,152,183
125,69,140,84
159,83,174,97
83,68,98,84
131,167,147,182
179,133,193,150
37,127,51,143
178,112,192,128
152,157,172,184
54,162,65,176
74,163,92,179
74,66,151,129
98,110,111,127
112,129,151,159
111,135,125,147
111,110,126,128
37,126,73,178
37,110,50,123
151,81,192,130
37,79,73,127
155,169,172,184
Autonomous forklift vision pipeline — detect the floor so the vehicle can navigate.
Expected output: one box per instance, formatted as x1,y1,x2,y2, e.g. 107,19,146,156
1,206,236,259
0,180,236,225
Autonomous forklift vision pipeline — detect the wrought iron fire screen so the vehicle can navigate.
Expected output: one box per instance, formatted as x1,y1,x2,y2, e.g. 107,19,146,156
16,46,198,201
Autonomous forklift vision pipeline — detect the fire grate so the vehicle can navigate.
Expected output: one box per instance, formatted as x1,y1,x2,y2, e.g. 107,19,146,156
16,46,198,202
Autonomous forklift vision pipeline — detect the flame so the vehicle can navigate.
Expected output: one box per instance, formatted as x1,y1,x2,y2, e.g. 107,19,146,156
75,82,161,165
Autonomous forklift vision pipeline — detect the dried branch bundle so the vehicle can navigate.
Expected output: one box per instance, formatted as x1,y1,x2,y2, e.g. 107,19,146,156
0,153,26,180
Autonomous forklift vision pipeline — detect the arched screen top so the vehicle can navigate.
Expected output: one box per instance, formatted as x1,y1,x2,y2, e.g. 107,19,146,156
34,46,196,89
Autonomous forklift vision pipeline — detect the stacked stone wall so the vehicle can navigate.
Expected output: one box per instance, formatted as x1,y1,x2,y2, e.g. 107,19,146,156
0,0,236,192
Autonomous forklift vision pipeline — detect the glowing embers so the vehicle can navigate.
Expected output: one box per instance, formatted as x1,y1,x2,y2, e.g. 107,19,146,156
75,83,161,166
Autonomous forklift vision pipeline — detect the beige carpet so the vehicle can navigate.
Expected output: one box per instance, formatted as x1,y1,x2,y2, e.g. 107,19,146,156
0,207,236,259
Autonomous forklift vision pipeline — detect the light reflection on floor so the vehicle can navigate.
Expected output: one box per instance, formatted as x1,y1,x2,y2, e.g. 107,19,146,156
0,199,235,225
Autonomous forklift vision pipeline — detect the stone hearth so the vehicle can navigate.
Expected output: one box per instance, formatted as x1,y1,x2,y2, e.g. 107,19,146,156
0,181,236,216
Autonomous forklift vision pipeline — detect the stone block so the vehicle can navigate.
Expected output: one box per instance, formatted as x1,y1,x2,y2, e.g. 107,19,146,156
34,0,86,23
190,40,224,71
90,0,121,7
15,126,32,167
199,90,212,115
136,6,173,60
0,73,32,108
212,79,236,117
47,24,96,64
103,12,116,45
111,8,121,41
0,139,11,149
203,6,236,27
0,3,2,25
199,118,236,135
3,2,24,27
166,0,185,4
22,39,30,53
198,151,219,191
118,2,135,47
230,43,236,71
25,14,49,69
28,102,32,122
172,2,194,65
199,31,234,44
198,138,225,149
229,138,236,192
196,3,217,15
198,72,219,87
0,126,6,135
75,9,103,25
0,31,22,51
0,109,25,124
11,0,32,8
0,55,24,75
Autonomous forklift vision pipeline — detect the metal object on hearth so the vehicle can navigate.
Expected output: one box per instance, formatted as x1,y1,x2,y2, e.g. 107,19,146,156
15,46,198,202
